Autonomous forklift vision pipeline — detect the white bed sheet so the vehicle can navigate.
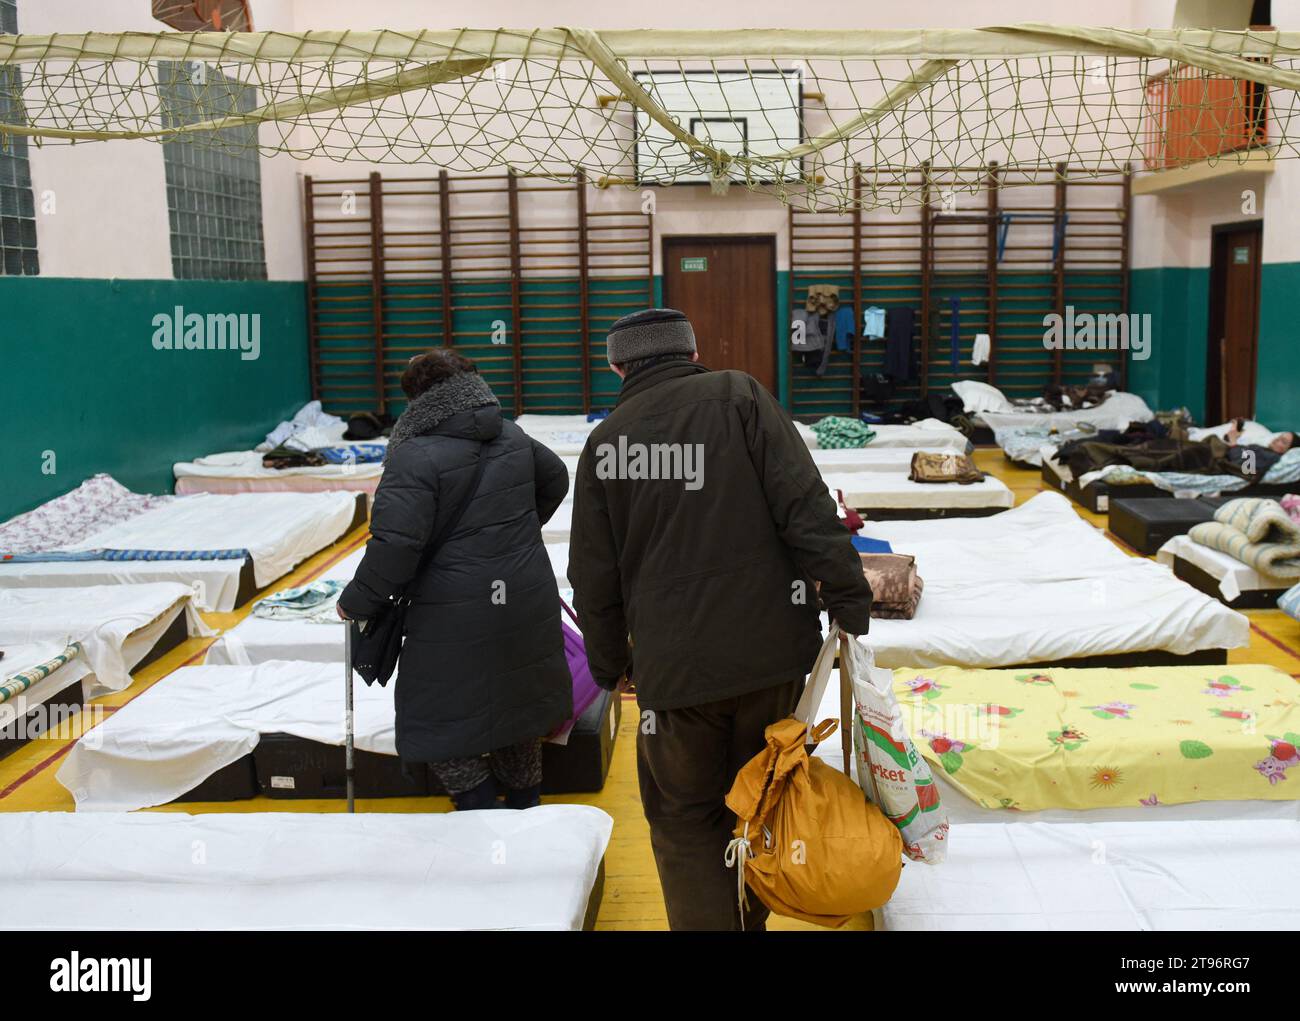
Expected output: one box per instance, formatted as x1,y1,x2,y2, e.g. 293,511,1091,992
175,446,385,482
0,584,208,698
59,660,400,811
0,558,246,613
839,493,1247,666
0,807,612,931
57,491,359,589
880,818,1300,930
978,391,1154,435
1157,534,1294,603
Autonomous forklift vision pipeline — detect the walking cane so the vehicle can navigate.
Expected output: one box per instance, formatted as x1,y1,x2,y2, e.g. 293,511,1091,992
344,623,355,813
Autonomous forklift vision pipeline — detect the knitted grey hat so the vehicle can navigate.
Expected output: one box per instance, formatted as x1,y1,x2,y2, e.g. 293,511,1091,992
605,308,697,365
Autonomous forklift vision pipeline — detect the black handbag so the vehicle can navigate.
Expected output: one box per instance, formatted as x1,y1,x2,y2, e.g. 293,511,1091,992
349,444,487,686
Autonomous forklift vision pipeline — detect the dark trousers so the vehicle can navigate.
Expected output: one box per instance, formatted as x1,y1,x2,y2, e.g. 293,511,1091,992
636,677,804,931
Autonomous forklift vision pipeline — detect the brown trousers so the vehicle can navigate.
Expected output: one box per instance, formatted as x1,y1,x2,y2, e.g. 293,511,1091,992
636,677,805,931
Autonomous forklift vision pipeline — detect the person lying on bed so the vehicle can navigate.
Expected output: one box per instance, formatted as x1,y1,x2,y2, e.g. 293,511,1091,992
1057,427,1295,481
1223,421,1298,480
337,349,572,811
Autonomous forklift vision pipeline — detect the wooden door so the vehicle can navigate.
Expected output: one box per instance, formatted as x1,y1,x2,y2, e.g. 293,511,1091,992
1207,221,1262,421
662,235,777,392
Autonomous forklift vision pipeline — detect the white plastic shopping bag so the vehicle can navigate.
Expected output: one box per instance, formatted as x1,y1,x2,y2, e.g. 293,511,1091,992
840,633,949,864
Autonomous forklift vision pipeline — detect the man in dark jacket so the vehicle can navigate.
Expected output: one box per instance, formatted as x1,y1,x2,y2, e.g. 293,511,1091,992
568,309,873,930
339,350,572,811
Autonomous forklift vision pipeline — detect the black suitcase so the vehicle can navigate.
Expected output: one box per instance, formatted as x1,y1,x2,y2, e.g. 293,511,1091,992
1108,496,1225,555
253,732,431,799
543,689,621,795
173,753,260,803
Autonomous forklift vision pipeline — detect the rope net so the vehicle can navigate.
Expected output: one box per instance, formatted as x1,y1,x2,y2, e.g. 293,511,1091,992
1,25,1298,210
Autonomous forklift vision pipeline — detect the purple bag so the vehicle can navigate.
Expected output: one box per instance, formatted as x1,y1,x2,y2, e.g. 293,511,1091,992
550,599,600,740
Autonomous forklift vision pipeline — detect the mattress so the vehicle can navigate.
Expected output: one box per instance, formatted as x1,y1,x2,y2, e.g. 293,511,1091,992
978,391,1153,435
516,413,971,455
559,447,945,477
880,817,1300,930
174,447,384,500
0,583,209,698
59,660,405,811
853,664,1297,812
0,491,360,609
1157,534,1295,603
840,493,1247,667
823,472,1014,511
0,808,613,931
803,663,1300,930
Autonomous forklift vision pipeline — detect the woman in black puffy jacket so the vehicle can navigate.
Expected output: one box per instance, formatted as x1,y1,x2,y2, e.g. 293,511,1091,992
338,349,572,810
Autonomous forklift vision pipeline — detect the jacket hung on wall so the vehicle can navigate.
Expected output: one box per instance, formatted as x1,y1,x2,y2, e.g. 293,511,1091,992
339,372,573,762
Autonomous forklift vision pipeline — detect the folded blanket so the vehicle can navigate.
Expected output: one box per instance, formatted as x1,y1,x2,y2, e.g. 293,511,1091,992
810,416,876,449
859,553,924,619
1,642,82,705
872,575,924,620
1189,498,1300,579
908,451,984,485
1,548,250,565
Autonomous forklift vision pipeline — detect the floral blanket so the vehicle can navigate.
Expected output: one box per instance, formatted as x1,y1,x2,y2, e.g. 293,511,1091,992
895,664,1300,811
0,475,172,555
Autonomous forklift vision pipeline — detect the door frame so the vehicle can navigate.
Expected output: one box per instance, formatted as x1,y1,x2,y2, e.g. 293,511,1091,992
1206,218,1262,422
660,233,779,391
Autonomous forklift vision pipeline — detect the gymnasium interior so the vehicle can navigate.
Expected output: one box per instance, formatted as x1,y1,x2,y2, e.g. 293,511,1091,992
1,0,1299,936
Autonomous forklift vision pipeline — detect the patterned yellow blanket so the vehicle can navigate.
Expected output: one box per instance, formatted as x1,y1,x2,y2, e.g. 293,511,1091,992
1189,497,1300,578
896,664,1300,811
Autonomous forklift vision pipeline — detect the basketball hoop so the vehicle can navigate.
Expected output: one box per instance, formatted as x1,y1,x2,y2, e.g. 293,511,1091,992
708,170,732,196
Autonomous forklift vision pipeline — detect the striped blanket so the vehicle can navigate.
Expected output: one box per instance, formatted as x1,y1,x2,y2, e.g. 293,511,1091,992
1,642,83,705
0,548,250,565
1189,498,1300,579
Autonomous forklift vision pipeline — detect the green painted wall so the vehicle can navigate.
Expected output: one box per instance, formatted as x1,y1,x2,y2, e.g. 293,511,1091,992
0,277,310,520
1256,262,1300,427
1128,266,1210,421
1130,262,1294,428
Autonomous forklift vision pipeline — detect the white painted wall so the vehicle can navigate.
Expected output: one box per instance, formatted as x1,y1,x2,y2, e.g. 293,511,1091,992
15,0,1300,280
18,0,302,280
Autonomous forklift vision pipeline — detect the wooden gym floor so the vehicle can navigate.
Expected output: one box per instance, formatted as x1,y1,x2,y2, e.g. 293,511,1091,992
0,446,1296,931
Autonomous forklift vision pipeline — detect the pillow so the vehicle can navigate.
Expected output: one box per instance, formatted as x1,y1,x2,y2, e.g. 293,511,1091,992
951,380,1014,414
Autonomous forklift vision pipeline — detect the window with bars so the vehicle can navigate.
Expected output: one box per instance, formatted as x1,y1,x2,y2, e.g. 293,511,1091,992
158,60,267,281
0,0,40,276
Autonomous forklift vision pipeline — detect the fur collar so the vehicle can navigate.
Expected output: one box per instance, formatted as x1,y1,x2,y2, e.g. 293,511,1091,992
385,373,499,462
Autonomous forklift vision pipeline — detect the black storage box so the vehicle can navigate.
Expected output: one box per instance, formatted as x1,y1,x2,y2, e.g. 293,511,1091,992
253,732,430,799
543,689,620,795
173,753,260,802
1108,496,1226,555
